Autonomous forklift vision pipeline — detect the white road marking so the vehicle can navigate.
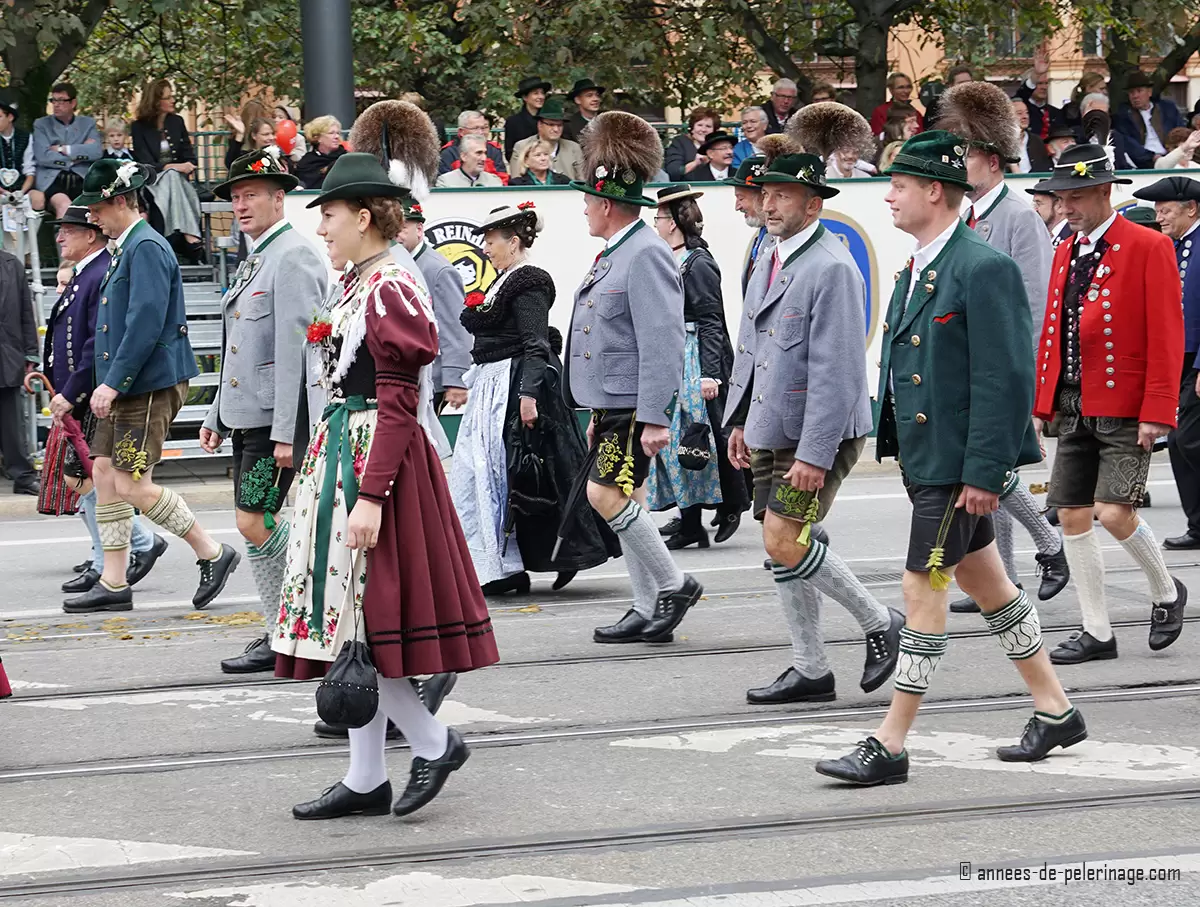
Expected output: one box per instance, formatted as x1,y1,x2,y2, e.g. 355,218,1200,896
168,872,642,906
8,680,68,690
611,723,1200,782
0,832,253,877
0,527,241,547
1,595,260,622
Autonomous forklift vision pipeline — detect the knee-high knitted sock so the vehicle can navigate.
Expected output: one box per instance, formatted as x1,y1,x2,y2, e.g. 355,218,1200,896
248,519,290,633
1061,529,1112,641
144,487,198,539
342,707,388,794
772,567,831,678
377,675,449,761
608,500,685,602
1117,519,1177,603
783,538,890,634
1001,481,1062,556
993,508,1019,585
96,501,134,552
624,546,660,620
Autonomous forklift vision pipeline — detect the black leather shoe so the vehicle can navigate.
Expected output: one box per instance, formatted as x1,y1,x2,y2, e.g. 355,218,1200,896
313,719,403,740
13,478,40,496
642,574,703,641
996,709,1087,762
950,597,981,613
746,668,835,703
72,559,93,574
815,737,908,786
713,512,741,544
1149,577,1186,651
594,609,653,643
193,544,241,610
659,517,682,537
292,780,392,820
1163,532,1200,550
63,582,133,613
220,635,276,673
1141,490,1152,508
1049,631,1117,664
1035,547,1070,601
413,673,456,714
481,571,531,596
127,534,168,586
552,570,577,591
664,527,709,550
393,728,469,816
763,558,773,571
861,608,904,692
62,568,100,594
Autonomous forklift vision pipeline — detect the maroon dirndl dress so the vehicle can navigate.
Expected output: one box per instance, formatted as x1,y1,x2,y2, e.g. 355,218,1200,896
0,657,12,699
275,269,499,680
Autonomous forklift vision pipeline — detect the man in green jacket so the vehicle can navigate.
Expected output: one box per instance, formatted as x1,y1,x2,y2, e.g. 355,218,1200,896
816,132,1084,786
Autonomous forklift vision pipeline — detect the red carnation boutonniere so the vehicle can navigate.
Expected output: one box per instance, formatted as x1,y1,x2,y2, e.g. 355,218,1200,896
517,201,535,211
464,291,487,308
306,316,333,343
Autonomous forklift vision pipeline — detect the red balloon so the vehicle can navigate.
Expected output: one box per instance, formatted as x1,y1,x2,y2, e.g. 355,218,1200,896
276,119,297,153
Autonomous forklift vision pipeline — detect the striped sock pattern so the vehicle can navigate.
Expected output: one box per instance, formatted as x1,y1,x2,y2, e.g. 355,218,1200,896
144,487,197,539
791,539,890,635
892,627,948,695
248,519,290,632
983,589,1043,660
606,500,684,601
96,501,135,551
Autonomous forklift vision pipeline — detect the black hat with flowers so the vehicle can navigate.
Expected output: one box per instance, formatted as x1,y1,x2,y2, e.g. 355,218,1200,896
1035,142,1133,192
570,111,663,208
401,196,426,223
751,152,839,199
73,158,151,206
213,148,299,200
722,154,767,187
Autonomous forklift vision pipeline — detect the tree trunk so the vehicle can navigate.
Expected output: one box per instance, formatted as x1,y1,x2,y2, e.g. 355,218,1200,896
851,4,891,120
1151,16,1200,91
738,7,813,97
1102,1,1138,107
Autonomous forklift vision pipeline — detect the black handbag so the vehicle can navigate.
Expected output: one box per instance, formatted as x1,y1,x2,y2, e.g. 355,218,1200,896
315,635,379,729
677,422,712,471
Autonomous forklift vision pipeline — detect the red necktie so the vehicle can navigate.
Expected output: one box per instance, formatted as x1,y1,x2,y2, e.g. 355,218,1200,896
966,210,977,229
768,248,781,285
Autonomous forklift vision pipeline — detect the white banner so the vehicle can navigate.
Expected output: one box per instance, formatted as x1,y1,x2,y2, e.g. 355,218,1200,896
284,171,1174,389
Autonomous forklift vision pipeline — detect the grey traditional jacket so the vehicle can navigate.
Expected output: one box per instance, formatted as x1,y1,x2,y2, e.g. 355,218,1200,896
966,183,1052,352
32,114,102,192
204,223,328,443
566,219,685,427
724,225,874,469
412,241,470,391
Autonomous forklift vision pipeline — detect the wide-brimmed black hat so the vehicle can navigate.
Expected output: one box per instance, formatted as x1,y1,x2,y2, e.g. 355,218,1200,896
305,152,409,208
882,130,973,191
515,76,552,99
653,184,704,205
723,155,767,187
1133,175,1200,204
73,158,150,206
471,201,544,236
568,78,606,100
1047,122,1078,142
752,152,839,199
1036,143,1133,192
697,131,736,156
1024,179,1056,197
47,205,103,232
1126,71,1154,90
0,89,17,118
213,149,299,200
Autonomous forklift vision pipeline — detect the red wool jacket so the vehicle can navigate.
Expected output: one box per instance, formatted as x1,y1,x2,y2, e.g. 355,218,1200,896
1033,214,1183,427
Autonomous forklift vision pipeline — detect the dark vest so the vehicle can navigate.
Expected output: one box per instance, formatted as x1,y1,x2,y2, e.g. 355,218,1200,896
0,130,30,190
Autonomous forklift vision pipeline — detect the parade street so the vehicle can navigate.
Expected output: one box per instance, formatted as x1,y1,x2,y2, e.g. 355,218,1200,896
3,449,1200,907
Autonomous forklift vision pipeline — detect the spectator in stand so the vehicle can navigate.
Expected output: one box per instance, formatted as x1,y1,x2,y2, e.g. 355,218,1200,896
1190,101,1200,130
732,107,769,168
508,99,584,181
1116,71,1186,168
664,106,722,182
272,104,307,164
878,140,904,172
565,78,605,143
224,99,268,168
869,72,924,138
691,132,735,182
1155,128,1200,170
1045,123,1077,162
1015,46,1066,141
1011,97,1052,173
248,118,283,157
30,82,102,218
436,135,503,187
762,78,798,134
0,247,39,496
1061,72,1106,133
130,78,204,263
0,93,35,203
947,64,975,86
828,147,871,179
102,119,133,160
505,76,551,159
510,139,571,185
295,116,347,189
438,110,508,183
810,82,838,104
881,107,920,146
1077,92,1133,169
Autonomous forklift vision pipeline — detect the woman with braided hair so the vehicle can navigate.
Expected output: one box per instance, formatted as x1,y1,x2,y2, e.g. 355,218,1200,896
449,202,618,596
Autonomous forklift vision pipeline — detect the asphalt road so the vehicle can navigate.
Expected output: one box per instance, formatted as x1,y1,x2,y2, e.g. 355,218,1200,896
3,454,1200,906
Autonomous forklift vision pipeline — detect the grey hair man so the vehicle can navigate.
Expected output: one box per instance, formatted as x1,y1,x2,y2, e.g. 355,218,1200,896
437,110,508,177
734,107,769,168
435,134,503,187
765,79,798,134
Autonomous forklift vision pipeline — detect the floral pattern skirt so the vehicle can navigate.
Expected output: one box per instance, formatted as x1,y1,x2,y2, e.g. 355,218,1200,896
646,329,723,511
272,409,373,676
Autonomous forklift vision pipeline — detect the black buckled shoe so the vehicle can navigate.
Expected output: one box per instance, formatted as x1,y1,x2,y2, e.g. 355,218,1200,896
63,582,133,613
1035,547,1070,601
996,709,1087,762
193,544,241,610
1049,631,1117,664
950,597,981,613
664,527,709,550
62,567,100,594
1163,532,1200,550
72,559,93,574
746,668,835,704
1149,577,1187,651
713,512,741,544
659,517,682,537
127,534,168,586
292,780,392,820
481,572,531,596
594,609,655,643
642,574,703,641
861,608,904,693
313,719,403,740
220,635,277,673
392,728,469,817
552,570,577,591
413,673,456,714
13,477,40,496
815,737,908,786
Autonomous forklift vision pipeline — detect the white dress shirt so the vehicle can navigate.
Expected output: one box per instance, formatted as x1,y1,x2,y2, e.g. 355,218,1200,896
605,218,641,250
906,217,959,306
246,218,288,253
1076,210,1117,252
968,180,1005,224
1140,107,1168,156
773,217,821,268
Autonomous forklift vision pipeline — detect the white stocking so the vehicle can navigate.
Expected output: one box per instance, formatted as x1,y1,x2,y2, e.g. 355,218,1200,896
342,707,388,793
378,675,449,760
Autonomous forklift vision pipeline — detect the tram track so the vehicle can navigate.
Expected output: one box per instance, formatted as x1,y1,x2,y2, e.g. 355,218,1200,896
4,781,1200,899
3,678,1197,784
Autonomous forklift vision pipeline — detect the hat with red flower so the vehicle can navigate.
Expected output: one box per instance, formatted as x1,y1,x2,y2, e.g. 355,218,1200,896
213,148,299,200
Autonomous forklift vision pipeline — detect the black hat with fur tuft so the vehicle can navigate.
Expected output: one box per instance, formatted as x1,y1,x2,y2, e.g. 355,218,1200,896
348,100,440,202
787,101,875,161
934,81,1022,163
571,111,663,207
